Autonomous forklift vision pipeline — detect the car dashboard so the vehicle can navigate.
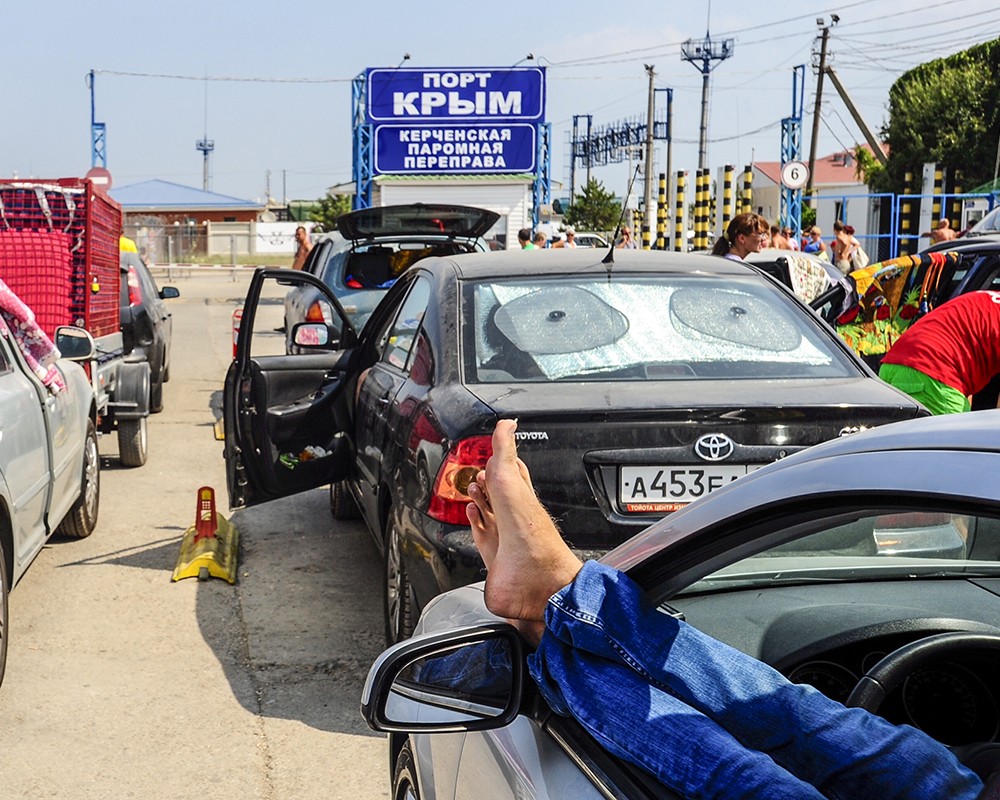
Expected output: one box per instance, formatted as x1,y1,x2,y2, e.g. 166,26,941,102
670,577,1000,746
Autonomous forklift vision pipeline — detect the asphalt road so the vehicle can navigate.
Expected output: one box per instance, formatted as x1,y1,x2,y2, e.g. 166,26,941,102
0,270,389,799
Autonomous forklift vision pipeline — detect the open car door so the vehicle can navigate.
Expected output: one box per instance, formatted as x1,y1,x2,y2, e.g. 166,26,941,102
224,268,359,509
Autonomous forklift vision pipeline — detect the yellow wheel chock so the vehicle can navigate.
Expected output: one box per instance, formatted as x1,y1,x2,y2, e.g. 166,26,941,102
172,487,239,584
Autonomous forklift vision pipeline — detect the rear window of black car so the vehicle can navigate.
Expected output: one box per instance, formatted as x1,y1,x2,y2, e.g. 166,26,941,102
462,275,858,383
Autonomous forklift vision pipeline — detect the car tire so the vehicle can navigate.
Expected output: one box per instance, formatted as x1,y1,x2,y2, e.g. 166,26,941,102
149,373,164,414
56,421,100,539
384,514,415,646
329,481,360,520
162,362,170,383
118,417,148,468
392,742,420,800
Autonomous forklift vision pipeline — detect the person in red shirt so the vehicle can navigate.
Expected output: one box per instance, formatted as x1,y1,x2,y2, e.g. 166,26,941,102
879,291,1000,414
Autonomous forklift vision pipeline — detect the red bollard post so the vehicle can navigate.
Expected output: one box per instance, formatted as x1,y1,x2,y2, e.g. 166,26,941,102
232,307,243,359
193,486,218,542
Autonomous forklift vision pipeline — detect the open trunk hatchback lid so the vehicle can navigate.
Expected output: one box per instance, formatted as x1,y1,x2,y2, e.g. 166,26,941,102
336,203,500,241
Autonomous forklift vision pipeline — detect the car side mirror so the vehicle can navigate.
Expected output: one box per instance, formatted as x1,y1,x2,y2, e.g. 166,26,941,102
55,326,97,361
291,322,339,350
361,623,524,733
160,287,181,299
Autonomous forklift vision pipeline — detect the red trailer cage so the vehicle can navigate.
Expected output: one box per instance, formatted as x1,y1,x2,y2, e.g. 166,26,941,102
0,178,122,340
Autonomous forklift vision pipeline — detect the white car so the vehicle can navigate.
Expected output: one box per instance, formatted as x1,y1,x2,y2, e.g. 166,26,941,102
363,411,1000,799
573,232,610,249
0,324,99,686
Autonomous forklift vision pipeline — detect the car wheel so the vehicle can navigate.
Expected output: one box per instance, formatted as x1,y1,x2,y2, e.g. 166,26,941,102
162,361,170,383
384,514,415,646
149,373,164,414
392,742,420,800
56,421,100,539
329,480,360,520
118,417,148,468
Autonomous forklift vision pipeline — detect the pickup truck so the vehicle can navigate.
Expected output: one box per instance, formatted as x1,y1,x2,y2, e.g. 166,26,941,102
0,323,99,688
0,178,151,468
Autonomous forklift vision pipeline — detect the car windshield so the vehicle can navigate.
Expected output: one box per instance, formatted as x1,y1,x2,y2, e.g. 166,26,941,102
683,509,1000,594
464,275,857,383
969,207,1000,235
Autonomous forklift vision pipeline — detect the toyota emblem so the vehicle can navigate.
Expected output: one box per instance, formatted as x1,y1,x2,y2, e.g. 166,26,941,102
694,433,736,462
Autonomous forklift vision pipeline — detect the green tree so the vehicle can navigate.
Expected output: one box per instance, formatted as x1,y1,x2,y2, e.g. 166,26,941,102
564,178,622,232
876,38,1000,193
310,193,352,232
801,204,816,230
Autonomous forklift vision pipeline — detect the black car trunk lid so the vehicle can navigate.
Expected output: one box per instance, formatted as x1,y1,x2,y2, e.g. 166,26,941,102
466,378,923,551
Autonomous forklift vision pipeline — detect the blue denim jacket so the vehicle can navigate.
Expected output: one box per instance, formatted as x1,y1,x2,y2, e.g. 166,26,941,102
529,561,982,800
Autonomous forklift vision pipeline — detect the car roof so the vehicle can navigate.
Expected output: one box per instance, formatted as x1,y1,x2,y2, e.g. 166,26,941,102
432,248,759,280
922,234,1000,254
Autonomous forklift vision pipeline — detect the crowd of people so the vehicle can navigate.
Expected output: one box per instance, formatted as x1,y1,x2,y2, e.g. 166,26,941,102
516,225,639,250
518,225,582,249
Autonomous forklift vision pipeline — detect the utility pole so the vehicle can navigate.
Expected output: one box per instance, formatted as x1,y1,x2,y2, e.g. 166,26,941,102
196,75,214,191
643,65,656,235
807,16,836,196
681,32,734,170
570,114,593,205
87,70,107,169
824,67,887,164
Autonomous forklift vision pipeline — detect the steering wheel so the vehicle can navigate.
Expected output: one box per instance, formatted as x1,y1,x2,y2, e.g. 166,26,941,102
845,632,1000,712
845,632,1000,784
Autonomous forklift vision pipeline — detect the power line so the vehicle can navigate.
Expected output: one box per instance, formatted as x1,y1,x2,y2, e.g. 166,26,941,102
93,69,352,83
835,0,989,29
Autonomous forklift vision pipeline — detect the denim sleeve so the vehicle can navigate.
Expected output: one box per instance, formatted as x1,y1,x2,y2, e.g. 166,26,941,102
538,560,982,800
530,637,827,799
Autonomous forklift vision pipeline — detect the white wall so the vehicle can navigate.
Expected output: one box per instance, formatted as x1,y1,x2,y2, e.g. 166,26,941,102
375,180,531,249
255,221,317,255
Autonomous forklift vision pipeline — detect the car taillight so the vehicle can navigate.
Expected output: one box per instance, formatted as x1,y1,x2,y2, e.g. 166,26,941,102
427,435,493,525
305,300,332,324
127,266,142,307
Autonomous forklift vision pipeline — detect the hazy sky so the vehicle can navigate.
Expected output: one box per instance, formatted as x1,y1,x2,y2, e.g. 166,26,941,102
4,0,997,204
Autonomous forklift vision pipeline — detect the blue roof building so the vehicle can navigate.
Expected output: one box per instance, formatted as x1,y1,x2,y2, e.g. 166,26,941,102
110,180,263,221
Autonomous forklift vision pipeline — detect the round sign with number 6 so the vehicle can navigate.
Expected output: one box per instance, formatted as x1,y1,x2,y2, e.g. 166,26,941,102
781,161,810,190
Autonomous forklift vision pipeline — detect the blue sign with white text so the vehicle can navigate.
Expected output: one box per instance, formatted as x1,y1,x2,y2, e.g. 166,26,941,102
374,124,537,175
367,67,545,123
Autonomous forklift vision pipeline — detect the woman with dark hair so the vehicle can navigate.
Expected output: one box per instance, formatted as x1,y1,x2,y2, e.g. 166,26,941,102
711,212,770,260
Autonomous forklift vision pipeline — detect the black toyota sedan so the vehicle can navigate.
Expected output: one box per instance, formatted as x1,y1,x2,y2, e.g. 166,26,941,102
223,249,927,644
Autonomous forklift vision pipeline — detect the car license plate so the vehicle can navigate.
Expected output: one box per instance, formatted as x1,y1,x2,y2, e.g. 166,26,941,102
619,465,758,513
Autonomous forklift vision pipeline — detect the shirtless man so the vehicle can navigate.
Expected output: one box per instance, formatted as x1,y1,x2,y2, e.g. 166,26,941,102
922,218,958,245
769,225,791,250
291,225,313,270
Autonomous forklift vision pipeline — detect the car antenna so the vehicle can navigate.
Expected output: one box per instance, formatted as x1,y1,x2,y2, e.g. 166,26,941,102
602,164,642,278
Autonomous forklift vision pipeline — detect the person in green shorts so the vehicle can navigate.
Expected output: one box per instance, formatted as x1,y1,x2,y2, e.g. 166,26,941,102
879,291,1000,415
